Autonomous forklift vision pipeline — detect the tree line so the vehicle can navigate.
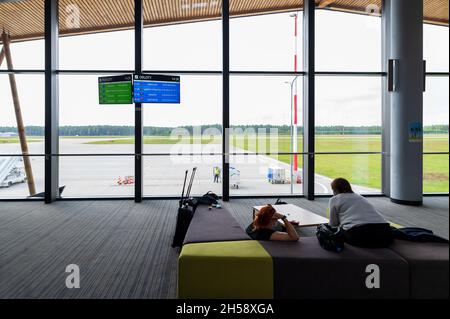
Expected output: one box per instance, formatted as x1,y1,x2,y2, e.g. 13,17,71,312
0,124,448,136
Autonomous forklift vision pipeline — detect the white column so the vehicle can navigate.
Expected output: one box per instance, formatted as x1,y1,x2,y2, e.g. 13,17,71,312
389,0,424,205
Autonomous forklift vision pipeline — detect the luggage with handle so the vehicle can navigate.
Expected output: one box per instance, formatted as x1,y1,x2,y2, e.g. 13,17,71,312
183,167,198,208
172,168,198,248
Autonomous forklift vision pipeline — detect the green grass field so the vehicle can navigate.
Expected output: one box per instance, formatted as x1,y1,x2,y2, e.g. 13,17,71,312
233,134,448,193
0,137,42,144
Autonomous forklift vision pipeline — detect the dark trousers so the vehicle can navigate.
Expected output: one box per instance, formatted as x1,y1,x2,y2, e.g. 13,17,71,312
214,174,219,183
344,223,394,248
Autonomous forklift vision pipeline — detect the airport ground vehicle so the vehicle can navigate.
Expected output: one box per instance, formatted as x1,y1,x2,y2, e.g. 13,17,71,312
0,157,27,188
267,167,287,184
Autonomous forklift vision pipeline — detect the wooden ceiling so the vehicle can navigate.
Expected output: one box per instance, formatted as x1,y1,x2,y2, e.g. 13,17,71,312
0,0,448,43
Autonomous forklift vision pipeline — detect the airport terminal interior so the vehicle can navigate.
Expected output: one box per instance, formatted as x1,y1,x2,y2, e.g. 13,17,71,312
0,0,449,300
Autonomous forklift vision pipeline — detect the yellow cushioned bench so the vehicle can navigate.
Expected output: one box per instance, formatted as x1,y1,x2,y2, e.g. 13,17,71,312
178,240,273,299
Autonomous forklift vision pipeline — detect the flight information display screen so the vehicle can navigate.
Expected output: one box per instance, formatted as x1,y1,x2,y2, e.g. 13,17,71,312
98,75,133,104
134,74,181,104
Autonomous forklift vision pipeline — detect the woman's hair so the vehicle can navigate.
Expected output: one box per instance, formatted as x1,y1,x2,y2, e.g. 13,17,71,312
253,205,276,230
331,178,354,195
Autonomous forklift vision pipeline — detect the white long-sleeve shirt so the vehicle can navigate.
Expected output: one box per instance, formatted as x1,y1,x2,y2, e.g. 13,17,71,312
329,193,387,230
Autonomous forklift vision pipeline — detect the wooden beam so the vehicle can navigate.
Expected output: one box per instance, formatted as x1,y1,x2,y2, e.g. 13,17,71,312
2,0,449,44
318,0,336,8
1,31,36,196
0,47,5,67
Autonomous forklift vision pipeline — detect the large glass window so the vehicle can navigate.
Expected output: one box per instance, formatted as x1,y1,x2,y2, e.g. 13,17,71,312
59,75,134,155
144,20,221,71
58,74,134,197
1,0,45,199
315,7,381,72
1,1,448,200
141,1,223,196
313,3,383,196
315,77,382,153
0,40,45,71
143,0,222,71
315,76,382,194
230,12,303,72
0,75,45,198
230,76,304,195
59,0,135,70
423,16,449,194
423,76,449,193
424,24,449,72
315,154,382,193
59,156,135,198
143,75,222,197
0,0,44,70
229,2,303,196
144,155,222,197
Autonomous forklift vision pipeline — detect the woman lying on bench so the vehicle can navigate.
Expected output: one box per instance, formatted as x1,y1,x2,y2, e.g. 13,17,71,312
329,178,393,248
246,205,300,242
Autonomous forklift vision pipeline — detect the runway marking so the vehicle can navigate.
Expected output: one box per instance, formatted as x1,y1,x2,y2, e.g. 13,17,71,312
315,181,330,194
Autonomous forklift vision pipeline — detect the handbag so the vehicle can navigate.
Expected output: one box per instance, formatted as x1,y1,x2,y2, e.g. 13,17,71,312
316,224,345,252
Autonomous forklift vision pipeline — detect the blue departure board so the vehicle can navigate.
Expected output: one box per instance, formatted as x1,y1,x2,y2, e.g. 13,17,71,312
134,74,181,104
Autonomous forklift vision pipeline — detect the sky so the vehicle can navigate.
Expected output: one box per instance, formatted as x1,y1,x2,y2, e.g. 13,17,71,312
0,9,449,128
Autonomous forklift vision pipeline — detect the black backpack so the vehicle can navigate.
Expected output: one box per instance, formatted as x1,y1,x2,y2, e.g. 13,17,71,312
316,224,345,252
195,191,220,206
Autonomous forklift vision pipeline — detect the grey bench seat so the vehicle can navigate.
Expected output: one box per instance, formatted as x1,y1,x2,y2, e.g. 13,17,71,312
389,239,449,299
183,205,251,245
260,238,410,299
180,206,449,299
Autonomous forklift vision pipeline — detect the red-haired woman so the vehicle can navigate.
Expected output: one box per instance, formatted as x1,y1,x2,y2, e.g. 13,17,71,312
246,205,300,242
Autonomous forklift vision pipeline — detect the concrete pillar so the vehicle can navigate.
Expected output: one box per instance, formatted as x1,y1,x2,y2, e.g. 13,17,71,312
389,0,424,205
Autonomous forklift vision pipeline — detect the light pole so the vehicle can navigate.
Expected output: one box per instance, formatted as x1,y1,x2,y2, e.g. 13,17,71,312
290,13,300,185
285,76,300,194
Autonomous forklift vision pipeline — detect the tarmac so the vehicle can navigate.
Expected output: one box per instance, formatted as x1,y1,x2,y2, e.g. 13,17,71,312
0,138,378,198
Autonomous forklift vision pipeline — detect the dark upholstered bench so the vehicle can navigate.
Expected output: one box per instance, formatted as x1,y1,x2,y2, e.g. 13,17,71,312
260,238,410,299
183,205,251,245
389,240,449,299
178,206,449,299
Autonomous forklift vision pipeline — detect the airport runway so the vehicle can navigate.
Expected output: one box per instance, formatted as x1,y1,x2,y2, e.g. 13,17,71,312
0,138,377,198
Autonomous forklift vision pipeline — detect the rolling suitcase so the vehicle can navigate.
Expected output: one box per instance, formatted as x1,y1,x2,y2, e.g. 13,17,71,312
172,168,197,248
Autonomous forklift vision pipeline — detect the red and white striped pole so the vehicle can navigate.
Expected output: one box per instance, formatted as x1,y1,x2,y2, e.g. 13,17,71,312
293,13,299,182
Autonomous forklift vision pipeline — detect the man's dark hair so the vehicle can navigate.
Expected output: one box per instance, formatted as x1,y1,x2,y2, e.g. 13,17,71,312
331,178,354,195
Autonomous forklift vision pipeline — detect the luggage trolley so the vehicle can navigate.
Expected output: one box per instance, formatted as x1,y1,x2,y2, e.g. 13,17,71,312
267,167,287,184
230,166,241,189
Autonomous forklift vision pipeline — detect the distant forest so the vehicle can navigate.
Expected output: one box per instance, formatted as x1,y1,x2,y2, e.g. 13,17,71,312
0,125,448,136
